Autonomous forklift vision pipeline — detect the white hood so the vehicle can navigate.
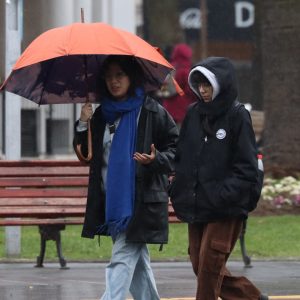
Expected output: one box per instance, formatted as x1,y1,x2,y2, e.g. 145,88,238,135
188,66,220,100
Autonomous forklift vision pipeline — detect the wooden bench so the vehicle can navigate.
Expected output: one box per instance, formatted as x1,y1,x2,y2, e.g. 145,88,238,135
0,160,251,269
0,160,88,269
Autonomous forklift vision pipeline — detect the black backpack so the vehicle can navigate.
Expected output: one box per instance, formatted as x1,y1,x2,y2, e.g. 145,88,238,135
229,100,264,212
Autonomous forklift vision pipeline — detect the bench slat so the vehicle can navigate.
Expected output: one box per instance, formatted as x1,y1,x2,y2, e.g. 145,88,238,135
0,206,85,217
0,216,180,225
0,188,87,198
168,216,180,223
0,177,88,187
0,166,89,177
0,160,86,167
0,197,87,206
0,218,84,226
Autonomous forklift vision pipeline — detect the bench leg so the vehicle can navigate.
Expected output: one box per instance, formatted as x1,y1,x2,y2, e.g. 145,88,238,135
35,234,46,268
239,219,252,268
55,232,68,269
36,225,68,269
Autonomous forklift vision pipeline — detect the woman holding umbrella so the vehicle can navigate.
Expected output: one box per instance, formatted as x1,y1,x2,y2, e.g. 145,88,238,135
73,55,179,300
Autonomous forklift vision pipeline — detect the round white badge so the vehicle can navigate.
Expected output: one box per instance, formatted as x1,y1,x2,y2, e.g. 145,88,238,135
216,129,226,139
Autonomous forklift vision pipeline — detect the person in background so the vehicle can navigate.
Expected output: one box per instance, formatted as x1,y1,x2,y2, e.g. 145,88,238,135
73,55,178,300
169,57,268,300
162,43,197,129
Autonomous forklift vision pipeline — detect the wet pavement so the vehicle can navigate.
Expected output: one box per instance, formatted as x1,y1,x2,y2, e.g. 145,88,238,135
0,260,299,300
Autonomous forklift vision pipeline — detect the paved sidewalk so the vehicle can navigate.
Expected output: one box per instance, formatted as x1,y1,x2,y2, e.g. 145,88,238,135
0,260,299,300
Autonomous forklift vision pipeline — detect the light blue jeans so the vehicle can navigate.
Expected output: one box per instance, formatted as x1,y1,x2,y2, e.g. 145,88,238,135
100,233,160,300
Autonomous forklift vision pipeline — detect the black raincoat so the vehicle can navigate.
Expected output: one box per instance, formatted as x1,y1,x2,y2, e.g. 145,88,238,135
73,96,178,244
170,57,259,223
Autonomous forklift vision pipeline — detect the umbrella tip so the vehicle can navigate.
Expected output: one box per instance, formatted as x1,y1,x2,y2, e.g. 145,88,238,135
81,8,85,23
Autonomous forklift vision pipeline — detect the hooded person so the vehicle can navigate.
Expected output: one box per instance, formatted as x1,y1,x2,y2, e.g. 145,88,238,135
162,43,197,127
169,57,268,300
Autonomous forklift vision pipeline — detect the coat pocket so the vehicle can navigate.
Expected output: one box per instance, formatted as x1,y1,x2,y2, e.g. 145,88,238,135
143,190,169,203
203,239,231,274
199,180,225,209
132,192,169,233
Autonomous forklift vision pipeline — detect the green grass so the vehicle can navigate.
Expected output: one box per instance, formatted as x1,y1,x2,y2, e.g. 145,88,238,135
1,215,299,261
231,215,300,259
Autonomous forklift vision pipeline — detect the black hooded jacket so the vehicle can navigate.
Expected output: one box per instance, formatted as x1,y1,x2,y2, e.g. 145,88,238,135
170,57,259,223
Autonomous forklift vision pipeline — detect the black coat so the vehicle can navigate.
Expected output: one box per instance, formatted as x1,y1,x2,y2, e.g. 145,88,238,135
170,57,259,223
73,96,178,244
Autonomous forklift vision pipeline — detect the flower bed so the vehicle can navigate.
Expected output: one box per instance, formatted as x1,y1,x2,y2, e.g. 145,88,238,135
251,176,300,216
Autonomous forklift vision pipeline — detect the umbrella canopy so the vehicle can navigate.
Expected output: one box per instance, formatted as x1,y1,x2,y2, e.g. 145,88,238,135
0,22,174,104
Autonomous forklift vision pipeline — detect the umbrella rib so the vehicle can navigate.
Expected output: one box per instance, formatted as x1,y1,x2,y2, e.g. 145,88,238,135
38,59,55,105
138,58,164,86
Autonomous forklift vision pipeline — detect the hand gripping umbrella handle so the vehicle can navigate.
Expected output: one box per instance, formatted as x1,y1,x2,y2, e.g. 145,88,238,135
75,119,93,163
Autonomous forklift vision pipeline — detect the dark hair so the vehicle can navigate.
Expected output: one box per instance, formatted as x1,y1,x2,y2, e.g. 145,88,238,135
193,71,211,85
101,55,145,97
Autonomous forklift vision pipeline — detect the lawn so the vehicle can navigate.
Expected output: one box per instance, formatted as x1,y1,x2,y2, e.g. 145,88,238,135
0,215,299,262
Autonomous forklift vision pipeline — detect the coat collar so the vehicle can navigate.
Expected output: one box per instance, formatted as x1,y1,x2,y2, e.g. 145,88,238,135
143,95,159,112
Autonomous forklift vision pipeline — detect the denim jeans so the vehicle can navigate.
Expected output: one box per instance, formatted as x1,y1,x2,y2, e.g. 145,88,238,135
100,233,160,300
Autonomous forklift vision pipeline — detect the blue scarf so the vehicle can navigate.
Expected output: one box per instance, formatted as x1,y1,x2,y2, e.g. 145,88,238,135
99,88,144,239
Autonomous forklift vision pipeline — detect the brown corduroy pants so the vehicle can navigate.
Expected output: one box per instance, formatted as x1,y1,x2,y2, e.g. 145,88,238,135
188,218,261,300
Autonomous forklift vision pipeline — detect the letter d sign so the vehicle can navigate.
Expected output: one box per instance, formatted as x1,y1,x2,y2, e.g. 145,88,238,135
235,1,255,28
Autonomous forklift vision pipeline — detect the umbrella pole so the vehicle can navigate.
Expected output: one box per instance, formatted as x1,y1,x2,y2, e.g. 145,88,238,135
74,8,93,163
75,119,92,162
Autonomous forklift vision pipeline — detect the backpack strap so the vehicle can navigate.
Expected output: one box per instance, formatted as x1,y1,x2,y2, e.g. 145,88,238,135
229,100,244,117
229,100,254,133
228,100,244,143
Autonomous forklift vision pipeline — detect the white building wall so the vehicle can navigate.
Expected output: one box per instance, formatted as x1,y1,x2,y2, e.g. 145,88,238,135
111,0,136,32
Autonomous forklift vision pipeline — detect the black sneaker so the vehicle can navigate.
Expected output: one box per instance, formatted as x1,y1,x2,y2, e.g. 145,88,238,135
260,295,269,300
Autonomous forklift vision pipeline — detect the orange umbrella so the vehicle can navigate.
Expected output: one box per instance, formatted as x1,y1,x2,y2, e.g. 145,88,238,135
0,22,176,162
0,22,174,104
